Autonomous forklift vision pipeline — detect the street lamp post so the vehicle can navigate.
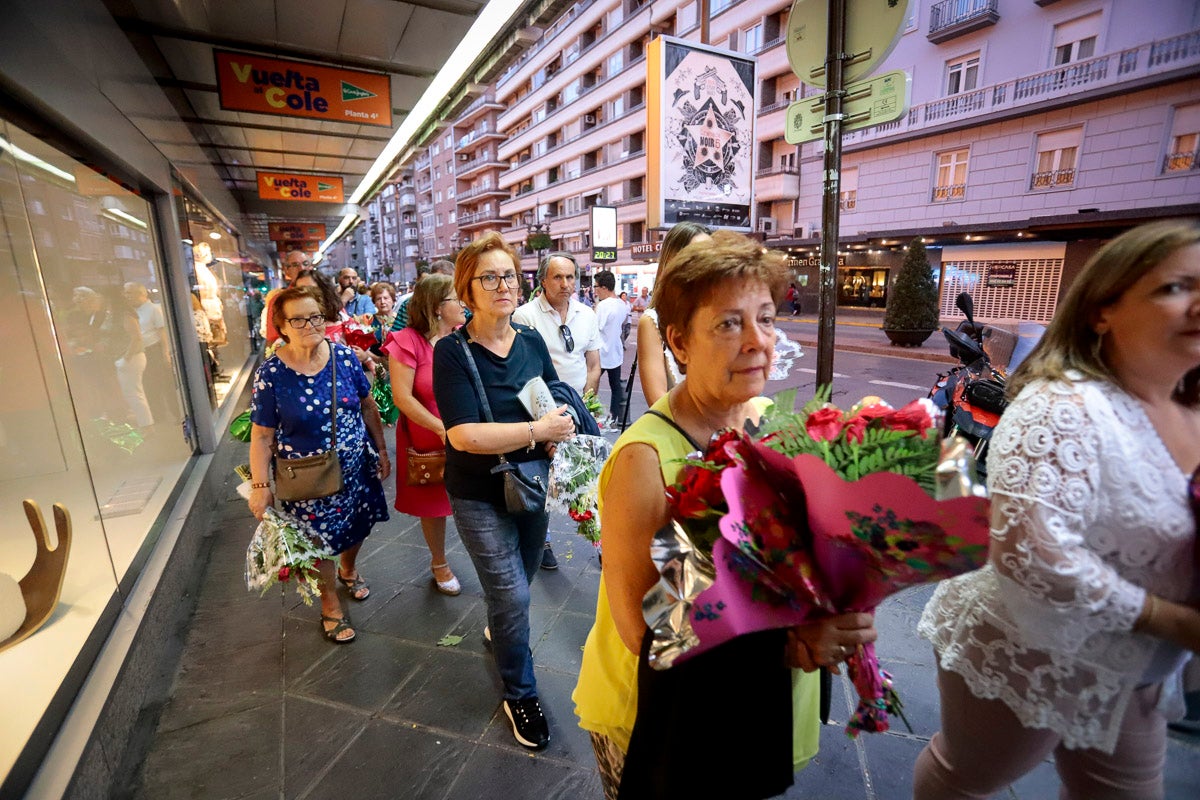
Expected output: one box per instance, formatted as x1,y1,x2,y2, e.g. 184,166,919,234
525,210,551,265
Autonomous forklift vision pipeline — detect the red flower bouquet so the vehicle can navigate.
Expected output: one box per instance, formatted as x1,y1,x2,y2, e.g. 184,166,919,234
643,389,990,736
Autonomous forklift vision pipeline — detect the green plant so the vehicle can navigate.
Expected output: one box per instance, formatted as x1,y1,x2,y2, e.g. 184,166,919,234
527,232,552,253
381,263,394,276
883,238,940,331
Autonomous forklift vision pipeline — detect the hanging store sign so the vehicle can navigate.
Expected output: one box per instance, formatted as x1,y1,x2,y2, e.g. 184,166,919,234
268,222,327,241
631,242,662,259
214,50,392,127
278,240,321,254
986,263,1018,287
257,172,344,203
647,36,756,232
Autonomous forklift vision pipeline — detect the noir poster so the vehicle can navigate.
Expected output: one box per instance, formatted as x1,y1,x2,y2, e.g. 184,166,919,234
648,37,756,232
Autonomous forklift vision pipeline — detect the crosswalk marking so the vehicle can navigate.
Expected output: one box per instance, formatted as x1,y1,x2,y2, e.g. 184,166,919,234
797,367,849,378
869,379,927,391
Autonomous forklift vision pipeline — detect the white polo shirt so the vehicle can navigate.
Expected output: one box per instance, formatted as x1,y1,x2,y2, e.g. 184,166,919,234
512,294,599,394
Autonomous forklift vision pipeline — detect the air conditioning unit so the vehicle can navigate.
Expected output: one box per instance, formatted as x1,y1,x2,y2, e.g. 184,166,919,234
458,153,469,161
758,217,776,234
583,114,597,124
807,222,821,238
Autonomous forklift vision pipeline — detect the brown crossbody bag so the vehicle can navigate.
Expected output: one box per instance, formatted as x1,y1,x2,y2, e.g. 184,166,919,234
274,342,344,501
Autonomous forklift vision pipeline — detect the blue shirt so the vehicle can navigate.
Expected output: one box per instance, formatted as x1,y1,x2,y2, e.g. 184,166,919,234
344,294,377,316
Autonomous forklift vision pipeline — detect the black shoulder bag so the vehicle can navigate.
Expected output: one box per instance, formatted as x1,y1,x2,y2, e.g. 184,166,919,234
454,331,549,515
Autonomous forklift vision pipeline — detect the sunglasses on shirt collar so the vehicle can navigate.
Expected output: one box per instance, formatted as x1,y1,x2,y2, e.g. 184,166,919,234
559,324,574,353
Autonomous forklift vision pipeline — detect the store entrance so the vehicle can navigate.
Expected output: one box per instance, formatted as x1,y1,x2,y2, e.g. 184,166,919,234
838,267,890,308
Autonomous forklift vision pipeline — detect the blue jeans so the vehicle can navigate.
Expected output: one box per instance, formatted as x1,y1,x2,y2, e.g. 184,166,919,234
603,366,624,420
448,495,548,700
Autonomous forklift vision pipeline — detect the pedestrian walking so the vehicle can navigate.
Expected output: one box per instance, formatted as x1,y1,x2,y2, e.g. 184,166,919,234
593,269,626,423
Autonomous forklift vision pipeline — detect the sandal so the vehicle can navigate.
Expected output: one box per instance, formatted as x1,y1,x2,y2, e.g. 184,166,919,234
320,613,355,644
431,562,461,596
337,571,370,601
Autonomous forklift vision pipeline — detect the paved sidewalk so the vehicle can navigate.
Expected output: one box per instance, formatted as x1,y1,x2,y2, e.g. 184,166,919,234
130,397,1200,800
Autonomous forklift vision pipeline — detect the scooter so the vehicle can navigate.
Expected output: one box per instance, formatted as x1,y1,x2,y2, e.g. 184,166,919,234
928,293,1010,476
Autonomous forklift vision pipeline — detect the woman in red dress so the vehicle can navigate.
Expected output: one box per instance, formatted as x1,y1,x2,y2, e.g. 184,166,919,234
384,273,467,594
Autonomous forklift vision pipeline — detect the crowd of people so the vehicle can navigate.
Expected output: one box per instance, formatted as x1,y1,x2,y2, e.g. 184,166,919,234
241,220,1200,799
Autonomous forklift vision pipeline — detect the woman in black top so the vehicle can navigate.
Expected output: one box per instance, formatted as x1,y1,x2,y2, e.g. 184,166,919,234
432,231,575,751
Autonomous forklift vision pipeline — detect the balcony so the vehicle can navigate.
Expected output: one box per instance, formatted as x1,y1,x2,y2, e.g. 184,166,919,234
457,92,505,125
456,183,509,202
842,28,1200,148
1029,168,1076,190
455,124,506,153
931,184,966,202
457,207,507,229
754,167,800,203
928,0,999,45
1164,149,1199,172
840,191,857,211
457,151,508,179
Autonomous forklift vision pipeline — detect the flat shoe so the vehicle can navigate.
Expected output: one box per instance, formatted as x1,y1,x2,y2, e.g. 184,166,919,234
337,571,370,601
431,562,462,596
320,613,355,644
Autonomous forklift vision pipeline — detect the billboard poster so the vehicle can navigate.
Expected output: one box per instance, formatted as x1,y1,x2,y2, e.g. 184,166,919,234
257,172,344,203
214,50,392,127
647,36,756,232
268,222,327,241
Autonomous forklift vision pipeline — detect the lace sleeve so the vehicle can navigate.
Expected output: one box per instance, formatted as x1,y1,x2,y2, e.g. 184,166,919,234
986,385,1146,653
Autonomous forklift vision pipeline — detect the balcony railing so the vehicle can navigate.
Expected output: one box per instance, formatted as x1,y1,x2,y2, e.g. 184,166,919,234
456,183,508,201
929,0,999,44
755,165,800,178
931,184,966,202
1164,150,1199,172
1029,168,1076,189
842,29,1200,148
839,191,857,211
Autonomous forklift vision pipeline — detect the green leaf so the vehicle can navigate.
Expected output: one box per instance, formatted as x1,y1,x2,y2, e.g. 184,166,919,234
437,634,464,647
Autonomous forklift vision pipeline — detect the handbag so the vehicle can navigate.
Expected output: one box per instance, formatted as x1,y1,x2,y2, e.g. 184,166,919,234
274,342,344,502
406,447,445,486
455,331,549,515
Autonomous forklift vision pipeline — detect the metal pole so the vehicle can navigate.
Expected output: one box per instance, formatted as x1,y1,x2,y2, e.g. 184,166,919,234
817,0,847,389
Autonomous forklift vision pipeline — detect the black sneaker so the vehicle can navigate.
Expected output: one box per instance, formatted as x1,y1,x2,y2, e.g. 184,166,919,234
503,696,550,749
540,543,559,570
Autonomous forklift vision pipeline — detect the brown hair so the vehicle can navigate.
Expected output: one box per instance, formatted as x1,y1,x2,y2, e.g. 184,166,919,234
270,286,325,343
655,230,788,373
370,281,396,305
651,221,713,309
292,269,341,320
1008,219,1200,405
453,230,521,312
408,273,454,337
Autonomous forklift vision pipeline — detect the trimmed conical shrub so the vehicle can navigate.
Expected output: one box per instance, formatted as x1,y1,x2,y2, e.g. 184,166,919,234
883,238,939,332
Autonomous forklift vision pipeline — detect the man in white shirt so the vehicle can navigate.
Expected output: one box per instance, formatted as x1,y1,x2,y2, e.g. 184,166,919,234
592,270,626,423
512,252,600,570
123,281,175,425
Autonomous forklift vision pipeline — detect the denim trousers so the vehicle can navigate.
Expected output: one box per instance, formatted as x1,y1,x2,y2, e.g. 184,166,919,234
602,366,624,419
448,495,548,700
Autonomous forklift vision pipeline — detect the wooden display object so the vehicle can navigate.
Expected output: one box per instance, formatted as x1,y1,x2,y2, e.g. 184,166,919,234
0,500,72,654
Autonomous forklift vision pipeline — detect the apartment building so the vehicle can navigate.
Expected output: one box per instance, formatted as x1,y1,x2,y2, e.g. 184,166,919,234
410,0,1198,318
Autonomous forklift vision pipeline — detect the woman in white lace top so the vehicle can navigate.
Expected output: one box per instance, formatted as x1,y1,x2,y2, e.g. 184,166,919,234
915,220,1200,799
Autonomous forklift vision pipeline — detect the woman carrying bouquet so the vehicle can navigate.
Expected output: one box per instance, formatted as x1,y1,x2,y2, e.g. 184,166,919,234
247,286,390,643
574,231,877,800
369,282,404,353
432,231,576,750
915,220,1200,799
384,273,466,595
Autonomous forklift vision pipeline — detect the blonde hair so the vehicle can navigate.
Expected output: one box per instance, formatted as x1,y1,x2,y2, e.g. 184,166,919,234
650,221,712,309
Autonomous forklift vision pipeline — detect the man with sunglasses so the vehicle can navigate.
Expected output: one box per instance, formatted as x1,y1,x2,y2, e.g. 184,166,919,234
513,251,600,570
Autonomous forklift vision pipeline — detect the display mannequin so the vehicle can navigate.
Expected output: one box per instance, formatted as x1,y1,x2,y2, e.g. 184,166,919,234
193,241,227,348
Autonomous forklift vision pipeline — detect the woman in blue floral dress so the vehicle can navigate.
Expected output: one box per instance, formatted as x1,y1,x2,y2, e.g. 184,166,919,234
248,286,391,643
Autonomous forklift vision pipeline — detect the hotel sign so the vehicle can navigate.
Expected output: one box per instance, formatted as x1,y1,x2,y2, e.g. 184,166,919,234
257,172,344,203
214,50,392,127
631,242,662,259
268,222,327,241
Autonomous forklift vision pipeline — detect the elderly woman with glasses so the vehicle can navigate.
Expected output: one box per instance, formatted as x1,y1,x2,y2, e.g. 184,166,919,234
915,220,1200,799
432,231,576,751
247,286,390,643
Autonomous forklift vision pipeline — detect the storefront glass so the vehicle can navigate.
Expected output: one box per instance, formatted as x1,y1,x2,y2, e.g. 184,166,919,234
838,267,890,308
0,119,193,781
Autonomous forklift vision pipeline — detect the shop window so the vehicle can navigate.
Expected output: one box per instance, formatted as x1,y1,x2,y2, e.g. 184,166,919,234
1030,127,1081,189
932,148,968,201
840,166,858,210
838,268,890,308
1164,103,1200,173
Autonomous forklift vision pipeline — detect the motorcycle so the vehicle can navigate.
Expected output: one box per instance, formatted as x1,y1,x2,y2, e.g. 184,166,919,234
928,292,1013,477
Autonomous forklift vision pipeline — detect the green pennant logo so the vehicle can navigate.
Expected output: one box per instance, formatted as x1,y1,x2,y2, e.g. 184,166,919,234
341,81,376,102
317,181,335,192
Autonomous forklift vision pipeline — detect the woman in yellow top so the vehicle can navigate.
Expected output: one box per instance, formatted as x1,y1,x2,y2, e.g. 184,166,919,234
574,232,878,800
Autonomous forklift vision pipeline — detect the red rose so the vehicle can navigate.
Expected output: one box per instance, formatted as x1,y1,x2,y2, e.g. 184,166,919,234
669,463,725,518
843,404,892,443
278,566,291,582
569,508,595,522
706,429,744,468
805,407,845,442
885,400,935,438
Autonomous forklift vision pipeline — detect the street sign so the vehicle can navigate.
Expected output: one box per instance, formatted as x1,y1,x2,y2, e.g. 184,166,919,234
785,0,910,89
785,70,909,144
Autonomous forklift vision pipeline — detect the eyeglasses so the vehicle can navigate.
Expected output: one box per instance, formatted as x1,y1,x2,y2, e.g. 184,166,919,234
474,273,520,292
559,324,574,353
286,315,327,329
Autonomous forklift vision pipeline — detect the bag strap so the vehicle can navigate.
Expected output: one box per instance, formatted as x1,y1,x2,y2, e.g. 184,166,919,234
454,330,510,466
327,340,338,451
645,409,704,451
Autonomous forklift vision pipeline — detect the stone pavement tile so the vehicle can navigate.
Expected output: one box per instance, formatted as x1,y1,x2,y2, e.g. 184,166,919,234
780,722,868,799
184,601,283,658
532,611,593,674
381,648,503,738
355,583,477,642
529,567,582,611
478,668,595,766
1164,737,1200,799
283,612,341,685
1009,758,1061,798
872,660,941,740
561,568,601,615
354,540,444,588
290,630,433,713
135,700,282,800
282,695,371,799
443,745,601,800
861,732,926,800
304,718,473,800
873,584,938,668
157,639,282,734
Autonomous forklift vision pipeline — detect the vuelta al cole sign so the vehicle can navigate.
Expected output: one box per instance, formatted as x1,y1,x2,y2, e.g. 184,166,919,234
214,50,392,127
257,172,345,203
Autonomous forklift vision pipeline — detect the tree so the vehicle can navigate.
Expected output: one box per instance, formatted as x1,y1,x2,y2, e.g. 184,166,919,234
527,232,552,254
883,238,940,337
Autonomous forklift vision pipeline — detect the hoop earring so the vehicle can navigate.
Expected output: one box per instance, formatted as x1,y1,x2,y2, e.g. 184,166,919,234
1091,330,1105,364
